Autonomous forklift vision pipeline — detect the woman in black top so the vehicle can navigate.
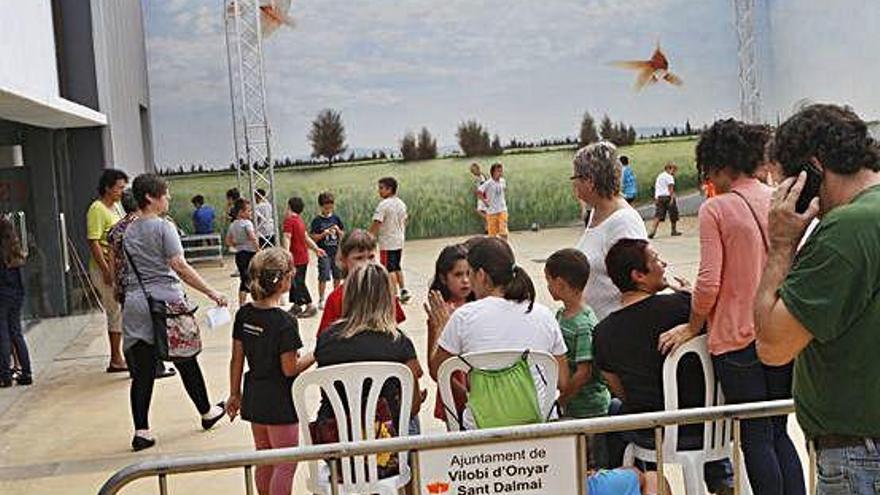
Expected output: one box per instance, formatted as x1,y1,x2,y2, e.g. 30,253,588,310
0,217,30,387
227,248,308,495
315,263,424,435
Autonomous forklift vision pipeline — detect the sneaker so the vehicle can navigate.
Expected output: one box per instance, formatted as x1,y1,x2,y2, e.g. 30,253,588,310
201,401,226,430
131,435,156,452
399,289,411,304
299,305,318,318
647,232,656,240
671,231,683,237
155,366,177,379
287,304,302,317
15,374,32,386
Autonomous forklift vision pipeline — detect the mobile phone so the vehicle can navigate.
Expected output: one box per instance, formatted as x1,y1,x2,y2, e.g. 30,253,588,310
795,163,822,213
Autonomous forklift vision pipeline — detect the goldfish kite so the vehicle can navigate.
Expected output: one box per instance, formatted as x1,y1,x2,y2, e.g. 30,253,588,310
227,0,295,38
611,42,683,91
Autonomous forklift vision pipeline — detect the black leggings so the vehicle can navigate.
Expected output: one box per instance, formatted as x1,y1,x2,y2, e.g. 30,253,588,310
290,263,311,306
127,340,211,430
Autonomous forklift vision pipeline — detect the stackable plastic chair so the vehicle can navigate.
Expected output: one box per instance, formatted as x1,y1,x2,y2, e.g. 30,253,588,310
622,335,751,495
292,362,414,495
436,349,558,432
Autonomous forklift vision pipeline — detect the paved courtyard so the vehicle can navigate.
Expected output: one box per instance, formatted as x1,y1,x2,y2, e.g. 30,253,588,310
0,218,809,494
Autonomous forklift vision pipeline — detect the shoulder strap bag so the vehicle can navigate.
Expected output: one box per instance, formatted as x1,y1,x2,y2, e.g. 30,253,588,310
731,190,769,252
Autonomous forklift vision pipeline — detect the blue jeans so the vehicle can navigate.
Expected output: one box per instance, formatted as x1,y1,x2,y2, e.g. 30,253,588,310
713,343,805,495
817,440,880,494
0,299,30,380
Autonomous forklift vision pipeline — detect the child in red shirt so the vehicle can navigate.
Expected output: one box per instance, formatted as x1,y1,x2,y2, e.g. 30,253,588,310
282,197,325,318
317,229,406,336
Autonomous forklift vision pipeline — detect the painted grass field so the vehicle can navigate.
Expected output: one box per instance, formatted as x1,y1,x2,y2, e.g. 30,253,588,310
167,138,698,240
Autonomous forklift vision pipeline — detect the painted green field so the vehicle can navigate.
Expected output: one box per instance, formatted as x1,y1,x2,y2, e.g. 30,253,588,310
166,138,698,240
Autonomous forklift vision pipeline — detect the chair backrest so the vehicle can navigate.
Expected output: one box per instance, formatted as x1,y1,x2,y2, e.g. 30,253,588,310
661,335,731,459
436,349,558,431
292,362,414,492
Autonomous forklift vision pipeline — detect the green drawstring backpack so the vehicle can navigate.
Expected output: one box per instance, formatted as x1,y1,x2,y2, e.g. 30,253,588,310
462,350,545,429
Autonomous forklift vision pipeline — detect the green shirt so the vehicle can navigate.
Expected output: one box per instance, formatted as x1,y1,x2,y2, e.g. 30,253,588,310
556,306,610,418
86,199,123,270
779,184,880,438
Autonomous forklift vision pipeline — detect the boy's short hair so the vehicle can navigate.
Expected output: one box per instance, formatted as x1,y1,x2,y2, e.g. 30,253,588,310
318,191,335,205
225,187,240,201
340,229,377,257
378,177,398,194
287,196,304,214
256,188,267,199
545,248,590,291
605,238,650,293
490,163,503,175
620,155,629,165
191,194,204,207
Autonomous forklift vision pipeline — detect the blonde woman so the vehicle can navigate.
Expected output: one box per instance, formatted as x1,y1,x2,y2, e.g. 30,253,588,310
314,263,423,434
227,248,306,495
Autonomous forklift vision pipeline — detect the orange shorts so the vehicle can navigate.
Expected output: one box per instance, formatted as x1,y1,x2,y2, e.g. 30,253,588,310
486,212,509,237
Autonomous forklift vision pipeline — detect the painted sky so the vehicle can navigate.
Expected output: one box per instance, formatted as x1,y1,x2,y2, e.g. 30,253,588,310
144,0,746,167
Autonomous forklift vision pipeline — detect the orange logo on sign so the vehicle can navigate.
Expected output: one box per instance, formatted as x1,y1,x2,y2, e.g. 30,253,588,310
426,481,450,494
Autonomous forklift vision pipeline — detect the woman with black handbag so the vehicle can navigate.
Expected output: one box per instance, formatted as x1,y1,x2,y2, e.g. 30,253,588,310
122,174,229,451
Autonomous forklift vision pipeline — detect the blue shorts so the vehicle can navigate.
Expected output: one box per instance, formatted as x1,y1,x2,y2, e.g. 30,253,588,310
586,469,641,495
317,253,342,282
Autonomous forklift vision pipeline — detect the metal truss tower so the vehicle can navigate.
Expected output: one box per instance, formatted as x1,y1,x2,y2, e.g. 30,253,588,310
733,0,762,124
224,0,278,246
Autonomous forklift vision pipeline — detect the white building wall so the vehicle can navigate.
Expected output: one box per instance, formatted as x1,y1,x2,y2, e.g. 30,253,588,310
0,0,60,102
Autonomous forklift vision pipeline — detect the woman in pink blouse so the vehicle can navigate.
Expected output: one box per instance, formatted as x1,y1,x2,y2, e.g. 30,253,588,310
659,120,805,495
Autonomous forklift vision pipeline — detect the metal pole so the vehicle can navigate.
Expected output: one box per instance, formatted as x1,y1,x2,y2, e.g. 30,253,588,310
655,426,666,495
733,418,742,495
158,474,168,495
410,450,422,495
329,459,341,495
808,440,817,495
244,465,254,495
223,0,242,191
576,434,588,495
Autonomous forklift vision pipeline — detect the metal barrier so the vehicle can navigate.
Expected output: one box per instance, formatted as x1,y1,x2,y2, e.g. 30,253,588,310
180,234,224,265
98,399,800,495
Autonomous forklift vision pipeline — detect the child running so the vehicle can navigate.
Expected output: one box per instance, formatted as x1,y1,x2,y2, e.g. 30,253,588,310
370,177,410,303
478,163,509,239
282,197,325,318
227,248,307,495
309,192,345,310
425,244,474,422
544,248,610,419
226,198,259,305
317,229,406,336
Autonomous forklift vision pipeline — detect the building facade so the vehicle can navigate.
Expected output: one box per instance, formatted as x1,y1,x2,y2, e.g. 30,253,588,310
0,0,154,319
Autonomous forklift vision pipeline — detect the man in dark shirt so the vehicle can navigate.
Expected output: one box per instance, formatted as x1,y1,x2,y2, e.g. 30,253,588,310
595,239,732,494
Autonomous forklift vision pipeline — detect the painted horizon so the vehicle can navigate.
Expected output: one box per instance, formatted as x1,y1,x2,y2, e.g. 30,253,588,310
144,0,880,168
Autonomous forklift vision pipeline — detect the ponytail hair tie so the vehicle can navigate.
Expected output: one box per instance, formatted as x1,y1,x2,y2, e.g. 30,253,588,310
511,264,518,277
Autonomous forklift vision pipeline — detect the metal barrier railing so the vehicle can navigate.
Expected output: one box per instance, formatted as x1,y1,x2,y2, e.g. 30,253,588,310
99,399,798,495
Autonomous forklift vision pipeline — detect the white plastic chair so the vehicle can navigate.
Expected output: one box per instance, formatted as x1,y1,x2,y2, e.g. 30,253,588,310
622,335,751,495
436,349,558,432
292,362,414,495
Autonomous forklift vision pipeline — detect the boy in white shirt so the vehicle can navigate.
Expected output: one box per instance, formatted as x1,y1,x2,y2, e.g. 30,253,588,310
648,162,681,238
370,177,411,303
478,163,509,239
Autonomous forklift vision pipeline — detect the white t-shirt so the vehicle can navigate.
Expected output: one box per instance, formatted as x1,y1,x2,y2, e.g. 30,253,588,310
372,196,407,250
438,296,567,426
654,171,675,198
575,207,648,321
254,201,275,237
474,174,489,211
478,178,507,214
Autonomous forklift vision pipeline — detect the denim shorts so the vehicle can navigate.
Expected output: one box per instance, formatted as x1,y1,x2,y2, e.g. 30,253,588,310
817,439,880,494
317,254,342,282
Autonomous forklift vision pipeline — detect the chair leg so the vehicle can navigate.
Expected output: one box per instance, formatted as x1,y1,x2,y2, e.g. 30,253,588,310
622,444,636,467
679,457,706,495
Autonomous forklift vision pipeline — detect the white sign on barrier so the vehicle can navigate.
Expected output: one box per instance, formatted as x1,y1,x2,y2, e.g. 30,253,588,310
418,436,580,495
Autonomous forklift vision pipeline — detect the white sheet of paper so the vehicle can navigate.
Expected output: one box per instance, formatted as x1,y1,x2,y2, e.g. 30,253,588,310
206,306,232,329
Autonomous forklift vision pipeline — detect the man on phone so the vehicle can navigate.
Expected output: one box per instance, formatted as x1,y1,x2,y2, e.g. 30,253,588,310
754,104,880,493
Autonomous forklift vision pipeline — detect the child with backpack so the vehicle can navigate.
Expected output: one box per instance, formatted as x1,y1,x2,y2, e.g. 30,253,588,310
226,248,307,495
425,244,474,422
317,229,406,336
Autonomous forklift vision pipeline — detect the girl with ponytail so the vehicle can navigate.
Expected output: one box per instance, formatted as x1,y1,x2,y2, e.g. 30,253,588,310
426,237,570,420
227,248,310,495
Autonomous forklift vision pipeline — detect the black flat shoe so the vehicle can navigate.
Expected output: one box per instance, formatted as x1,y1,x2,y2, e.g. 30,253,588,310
15,375,32,386
0,378,11,388
132,435,156,452
201,401,226,430
155,367,177,379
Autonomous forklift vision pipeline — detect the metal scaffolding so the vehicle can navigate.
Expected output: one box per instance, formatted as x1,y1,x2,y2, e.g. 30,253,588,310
224,0,278,246
733,0,762,124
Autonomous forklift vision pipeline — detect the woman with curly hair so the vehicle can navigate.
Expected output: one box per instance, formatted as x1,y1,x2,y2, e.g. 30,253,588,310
572,141,648,321
659,118,805,495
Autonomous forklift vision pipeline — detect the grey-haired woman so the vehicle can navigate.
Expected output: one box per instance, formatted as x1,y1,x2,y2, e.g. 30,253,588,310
571,141,648,321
